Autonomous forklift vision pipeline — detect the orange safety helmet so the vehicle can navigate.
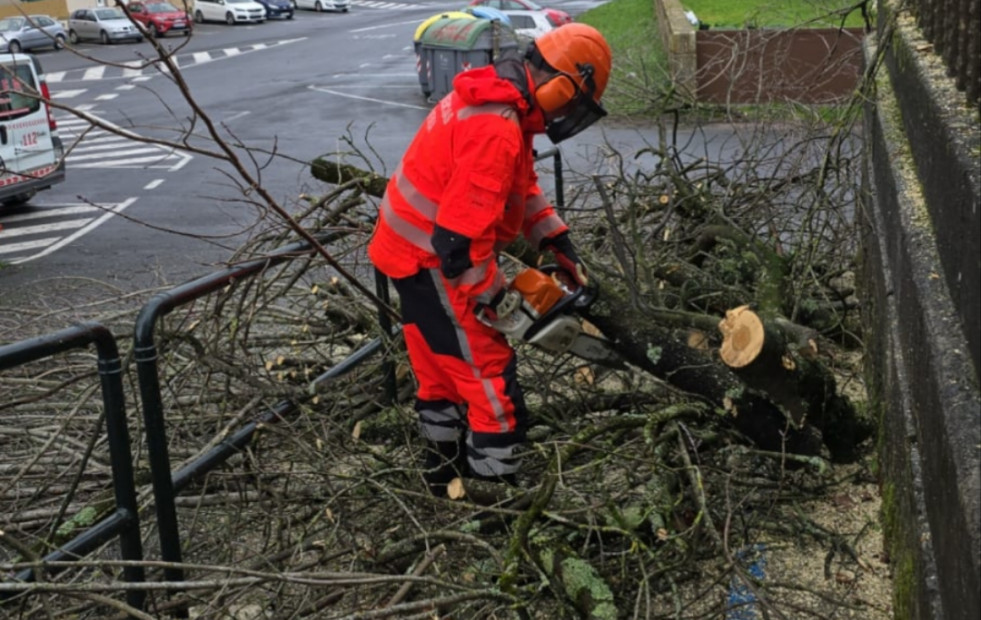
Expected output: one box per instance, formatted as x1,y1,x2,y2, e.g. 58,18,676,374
527,23,612,142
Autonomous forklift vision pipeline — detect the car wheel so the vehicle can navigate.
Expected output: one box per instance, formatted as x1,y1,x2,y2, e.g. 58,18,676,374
225,12,235,25
342,7,348,11
100,30,111,45
54,34,66,50
315,1,323,11
7,40,20,54
287,11,294,19
291,0,297,8
69,30,80,45
149,23,159,38
194,10,204,23
184,28,191,36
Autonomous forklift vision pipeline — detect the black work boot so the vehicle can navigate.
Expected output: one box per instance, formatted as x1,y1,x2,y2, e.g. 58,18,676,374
422,439,467,497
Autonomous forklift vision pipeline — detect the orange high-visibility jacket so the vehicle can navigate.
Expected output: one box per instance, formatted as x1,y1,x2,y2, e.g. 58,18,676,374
368,63,568,304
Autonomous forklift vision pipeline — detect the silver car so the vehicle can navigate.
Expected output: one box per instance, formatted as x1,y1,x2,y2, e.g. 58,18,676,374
68,7,144,45
0,15,67,53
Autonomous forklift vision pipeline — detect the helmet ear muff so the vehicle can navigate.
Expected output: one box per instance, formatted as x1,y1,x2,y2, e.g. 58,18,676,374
535,72,578,114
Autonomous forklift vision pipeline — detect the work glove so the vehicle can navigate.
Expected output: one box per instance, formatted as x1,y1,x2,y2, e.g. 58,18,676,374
542,231,588,287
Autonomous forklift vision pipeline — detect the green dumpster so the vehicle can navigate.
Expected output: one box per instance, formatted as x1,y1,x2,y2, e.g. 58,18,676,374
417,17,520,102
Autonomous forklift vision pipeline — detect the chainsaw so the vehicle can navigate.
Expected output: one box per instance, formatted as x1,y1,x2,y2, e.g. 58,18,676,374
477,266,625,369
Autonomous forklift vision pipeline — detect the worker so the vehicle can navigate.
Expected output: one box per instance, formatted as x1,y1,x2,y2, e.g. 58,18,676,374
368,23,613,494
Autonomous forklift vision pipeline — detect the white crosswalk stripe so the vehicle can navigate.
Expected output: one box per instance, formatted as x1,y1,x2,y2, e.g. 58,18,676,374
0,199,137,264
57,114,193,171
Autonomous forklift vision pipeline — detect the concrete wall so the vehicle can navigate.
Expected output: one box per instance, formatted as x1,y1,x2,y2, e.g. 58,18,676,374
860,0,981,617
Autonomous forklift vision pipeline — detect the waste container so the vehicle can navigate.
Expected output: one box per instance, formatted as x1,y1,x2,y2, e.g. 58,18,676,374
417,17,520,102
413,12,476,99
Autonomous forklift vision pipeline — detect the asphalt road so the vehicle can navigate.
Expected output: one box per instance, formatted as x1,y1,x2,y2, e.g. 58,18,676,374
0,0,632,308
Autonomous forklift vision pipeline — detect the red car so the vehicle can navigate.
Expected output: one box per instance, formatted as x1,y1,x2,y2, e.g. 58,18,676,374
126,1,192,37
469,0,573,27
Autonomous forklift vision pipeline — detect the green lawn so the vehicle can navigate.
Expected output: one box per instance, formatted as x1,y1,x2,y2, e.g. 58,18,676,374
681,0,867,29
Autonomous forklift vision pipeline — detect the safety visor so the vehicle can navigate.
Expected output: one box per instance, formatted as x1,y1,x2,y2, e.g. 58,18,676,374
545,91,607,143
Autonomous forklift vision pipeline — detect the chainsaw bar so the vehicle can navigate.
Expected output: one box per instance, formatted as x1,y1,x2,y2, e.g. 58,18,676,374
565,332,627,369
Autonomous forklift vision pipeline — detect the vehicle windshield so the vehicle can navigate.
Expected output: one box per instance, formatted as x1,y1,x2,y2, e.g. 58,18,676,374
95,8,126,19
147,2,178,11
517,0,543,9
226,0,253,4
0,18,25,32
0,63,41,121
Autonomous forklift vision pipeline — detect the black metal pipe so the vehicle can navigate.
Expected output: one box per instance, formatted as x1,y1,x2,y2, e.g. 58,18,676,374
130,233,352,609
0,323,145,615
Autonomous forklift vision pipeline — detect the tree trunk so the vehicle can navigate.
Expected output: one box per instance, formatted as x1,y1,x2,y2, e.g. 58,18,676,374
719,305,861,460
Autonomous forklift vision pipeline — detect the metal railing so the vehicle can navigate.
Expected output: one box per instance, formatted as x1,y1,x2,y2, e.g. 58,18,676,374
1,150,565,616
0,323,146,613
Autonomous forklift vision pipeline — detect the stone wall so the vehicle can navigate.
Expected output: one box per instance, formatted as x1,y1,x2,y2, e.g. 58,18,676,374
860,0,981,617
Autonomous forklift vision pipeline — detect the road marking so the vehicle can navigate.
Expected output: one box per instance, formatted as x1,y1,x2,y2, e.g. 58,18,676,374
5,198,138,264
225,111,251,122
350,18,420,32
0,237,62,255
83,66,107,80
0,206,101,224
68,147,160,162
52,89,87,99
116,84,137,91
0,218,96,240
95,93,119,101
310,85,428,110
144,179,165,190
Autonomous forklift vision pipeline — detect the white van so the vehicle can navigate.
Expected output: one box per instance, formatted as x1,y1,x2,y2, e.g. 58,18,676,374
0,53,65,208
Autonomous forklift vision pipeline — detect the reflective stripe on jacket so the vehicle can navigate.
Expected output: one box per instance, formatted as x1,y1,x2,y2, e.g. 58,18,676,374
368,64,567,304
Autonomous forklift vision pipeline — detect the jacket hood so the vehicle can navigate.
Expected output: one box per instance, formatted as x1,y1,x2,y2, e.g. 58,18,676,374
452,54,546,133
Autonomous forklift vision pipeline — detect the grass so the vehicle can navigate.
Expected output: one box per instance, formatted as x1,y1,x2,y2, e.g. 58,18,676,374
681,0,868,29
575,0,668,116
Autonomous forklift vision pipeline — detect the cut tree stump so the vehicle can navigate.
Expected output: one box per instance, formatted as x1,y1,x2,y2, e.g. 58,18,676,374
718,305,860,460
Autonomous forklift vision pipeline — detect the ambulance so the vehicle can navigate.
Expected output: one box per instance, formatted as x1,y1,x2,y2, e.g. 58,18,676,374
0,52,65,208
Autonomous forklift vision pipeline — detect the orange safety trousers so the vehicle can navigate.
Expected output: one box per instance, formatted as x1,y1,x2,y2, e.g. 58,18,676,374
393,268,527,478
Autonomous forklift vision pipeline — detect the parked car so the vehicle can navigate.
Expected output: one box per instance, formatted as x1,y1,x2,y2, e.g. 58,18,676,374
468,0,572,26
292,0,349,13
68,7,144,45
193,0,267,24
0,53,65,208
256,0,294,19
502,9,555,38
0,15,66,53
126,1,192,37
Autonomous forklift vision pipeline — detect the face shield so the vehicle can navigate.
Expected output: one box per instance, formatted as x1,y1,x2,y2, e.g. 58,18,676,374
544,92,607,143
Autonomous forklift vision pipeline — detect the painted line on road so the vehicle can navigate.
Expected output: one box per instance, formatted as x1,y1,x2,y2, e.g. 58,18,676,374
144,179,165,190
350,18,421,33
0,237,62,255
68,147,164,161
95,94,120,101
224,111,251,123
8,198,138,265
0,205,100,224
72,155,186,168
309,85,427,110
0,218,96,240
